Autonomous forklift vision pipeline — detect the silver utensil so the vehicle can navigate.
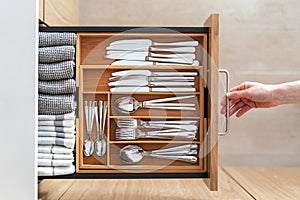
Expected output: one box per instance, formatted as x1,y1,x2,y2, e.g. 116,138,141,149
114,95,196,114
116,118,198,131
109,75,195,82
109,39,199,47
112,70,198,77
110,87,196,93
83,101,95,156
120,144,198,164
111,60,199,66
94,101,108,156
109,79,194,87
106,51,196,59
116,128,196,140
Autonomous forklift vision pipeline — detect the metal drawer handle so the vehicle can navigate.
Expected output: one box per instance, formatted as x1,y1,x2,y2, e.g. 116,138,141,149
219,69,230,136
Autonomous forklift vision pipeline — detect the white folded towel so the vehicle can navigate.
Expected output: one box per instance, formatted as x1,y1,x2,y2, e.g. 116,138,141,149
38,145,73,154
38,159,74,167
38,125,75,133
38,165,75,176
38,153,74,160
38,119,75,127
38,137,75,149
38,131,75,138
38,112,75,121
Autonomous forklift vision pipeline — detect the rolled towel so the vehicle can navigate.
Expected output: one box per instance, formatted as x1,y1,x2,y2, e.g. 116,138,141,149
38,60,75,81
39,32,76,47
38,137,75,149
38,112,75,121
38,125,75,133
39,46,75,63
38,145,73,154
38,94,76,115
38,159,74,167
38,153,74,160
38,119,75,127
38,165,75,176
39,79,76,95
38,131,75,139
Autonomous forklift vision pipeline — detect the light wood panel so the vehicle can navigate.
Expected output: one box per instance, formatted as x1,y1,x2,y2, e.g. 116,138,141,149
223,167,300,199
38,179,74,200
39,0,44,22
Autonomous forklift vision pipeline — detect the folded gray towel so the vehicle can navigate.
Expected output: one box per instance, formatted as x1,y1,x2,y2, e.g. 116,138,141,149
38,153,74,160
38,112,75,121
38,137,75,149
38,125,75,133
38,159,74,167
38,131,75,138
38,60,75,81
38,94,76,115
39,32,76,47
38,165,75,176
38,79,76,94
38,119,75,127
38,145,73,154
39,46,75,63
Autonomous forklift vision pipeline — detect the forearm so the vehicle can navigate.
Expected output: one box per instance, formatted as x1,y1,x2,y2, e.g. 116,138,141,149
274,80,300,105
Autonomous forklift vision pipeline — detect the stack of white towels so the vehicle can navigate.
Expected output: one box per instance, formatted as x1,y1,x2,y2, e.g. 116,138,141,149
38,32,76,176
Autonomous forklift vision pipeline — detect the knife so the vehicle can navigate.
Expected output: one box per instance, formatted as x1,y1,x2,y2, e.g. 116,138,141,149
108,79,194,87
111,70,198,77
107,45,196,53
111,60,199,66
109,75,195,82
110,87,196,92
105,51,196,59
109,39,199,47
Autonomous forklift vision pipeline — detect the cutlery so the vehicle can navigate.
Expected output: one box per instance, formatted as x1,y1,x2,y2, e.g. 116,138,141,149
108,79,194,87
83,101,95,156
109,75,195,82
112,70,198,77
94,101,108,156
111,60,199,66
116,128,196,140
120,144,198,164
109,39,199,47
114,95,196,114
106,51,196,59
107,45,196,53
110,87,196,93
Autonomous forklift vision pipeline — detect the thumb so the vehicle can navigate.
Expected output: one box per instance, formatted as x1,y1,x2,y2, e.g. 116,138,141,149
227,90,250,100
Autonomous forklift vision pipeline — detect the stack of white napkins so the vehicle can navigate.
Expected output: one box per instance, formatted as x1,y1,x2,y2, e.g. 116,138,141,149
38,112,76,176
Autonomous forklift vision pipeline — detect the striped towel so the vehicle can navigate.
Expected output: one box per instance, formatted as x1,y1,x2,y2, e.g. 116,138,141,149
38,145,73,154
39,46,75,63
38,137,75,149
38,125,75,133
38,131,75,138
38,60,75,81
38,112,75,121
39,32,76,47
38,153,74,160
38,159,74,167
38,119,75,127
38,165,75,176
38,79,76,94
38,94,76,115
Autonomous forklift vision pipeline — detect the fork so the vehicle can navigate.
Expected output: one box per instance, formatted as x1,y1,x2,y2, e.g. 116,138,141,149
116,118,198,131
115,128,196,140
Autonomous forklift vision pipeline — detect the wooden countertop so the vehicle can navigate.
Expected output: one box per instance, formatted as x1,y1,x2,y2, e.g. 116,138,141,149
38,167,300,199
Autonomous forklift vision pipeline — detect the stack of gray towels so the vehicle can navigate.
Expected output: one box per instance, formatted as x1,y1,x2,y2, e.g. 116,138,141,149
38,32,77,176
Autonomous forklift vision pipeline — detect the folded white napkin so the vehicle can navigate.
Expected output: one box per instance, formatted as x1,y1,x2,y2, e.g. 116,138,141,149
38,153,74,160
38,112,75,121
38,119,75,127
38,131,75,138
38,125,75,133
38,165,75,176
38,137,75,149
38,159,74,167
38,145,73,154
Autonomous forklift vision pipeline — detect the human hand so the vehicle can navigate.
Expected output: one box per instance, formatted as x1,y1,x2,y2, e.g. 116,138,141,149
220,81,278,117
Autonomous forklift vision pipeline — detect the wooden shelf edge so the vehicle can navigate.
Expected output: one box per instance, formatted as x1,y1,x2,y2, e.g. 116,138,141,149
80,64,204,70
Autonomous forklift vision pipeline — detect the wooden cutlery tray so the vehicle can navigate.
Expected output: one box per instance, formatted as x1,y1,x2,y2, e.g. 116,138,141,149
40,14,220,190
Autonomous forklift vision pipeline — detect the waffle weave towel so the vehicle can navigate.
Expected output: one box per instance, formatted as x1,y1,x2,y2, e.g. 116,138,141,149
39,32,76,47
38,79,76,94
38,112,75,121
38,60,75,81
38,119,75,127
38,153,74,160
38,159,74,167
38,145,73,154
38,137,75,149
38,131,75,138
38,165,75,176
39,46,75,63
38,125,75,133
38,94,76,115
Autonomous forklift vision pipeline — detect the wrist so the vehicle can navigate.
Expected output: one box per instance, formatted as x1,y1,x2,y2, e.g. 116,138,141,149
273,84,284,106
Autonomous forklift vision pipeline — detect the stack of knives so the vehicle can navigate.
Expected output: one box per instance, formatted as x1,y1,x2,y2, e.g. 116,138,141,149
104,39,199,66
109,70,197,92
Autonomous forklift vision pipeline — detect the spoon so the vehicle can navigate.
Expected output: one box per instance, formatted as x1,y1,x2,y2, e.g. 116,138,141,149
120,144,198,164
114,95,196,114
83,101,95,156
94,101,108,156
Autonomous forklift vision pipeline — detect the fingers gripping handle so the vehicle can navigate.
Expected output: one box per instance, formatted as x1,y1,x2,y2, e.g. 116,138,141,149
219,69,230,136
